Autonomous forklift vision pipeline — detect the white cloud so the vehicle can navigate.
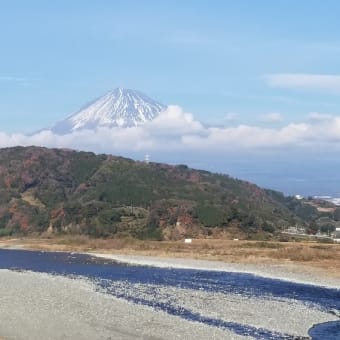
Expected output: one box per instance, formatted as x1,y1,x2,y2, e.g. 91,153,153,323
263,73,340,94
146,105,204,135
182,123,310,150
2,106,340,154
258,112,283,123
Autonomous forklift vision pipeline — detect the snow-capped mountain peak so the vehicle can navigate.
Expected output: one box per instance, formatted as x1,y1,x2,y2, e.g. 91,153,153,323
50,88,166,134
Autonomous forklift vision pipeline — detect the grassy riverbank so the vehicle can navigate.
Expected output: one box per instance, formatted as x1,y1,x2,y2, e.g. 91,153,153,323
1,236,339,280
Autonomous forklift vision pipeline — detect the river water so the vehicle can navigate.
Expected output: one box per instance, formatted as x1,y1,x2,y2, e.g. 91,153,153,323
0,249,339,339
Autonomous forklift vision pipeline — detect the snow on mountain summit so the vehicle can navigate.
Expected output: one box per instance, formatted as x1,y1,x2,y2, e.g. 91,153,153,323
50,88,166,134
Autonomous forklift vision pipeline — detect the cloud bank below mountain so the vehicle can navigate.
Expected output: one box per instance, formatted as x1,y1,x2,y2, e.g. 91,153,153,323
1,105,340,155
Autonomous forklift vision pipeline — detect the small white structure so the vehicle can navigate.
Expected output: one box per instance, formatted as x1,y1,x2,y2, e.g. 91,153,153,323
333,228,340,239
184,238,192,244
295,194,304,200
285,226,306,235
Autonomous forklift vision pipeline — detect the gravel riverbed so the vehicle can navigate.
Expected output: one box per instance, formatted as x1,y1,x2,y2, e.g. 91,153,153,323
0,269,247,340
91,253,340,289
0,253,339,340
98,279,337,338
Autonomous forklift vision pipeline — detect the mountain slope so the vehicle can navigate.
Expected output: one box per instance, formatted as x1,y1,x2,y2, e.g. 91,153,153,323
0,146,317,239
51,88,166,134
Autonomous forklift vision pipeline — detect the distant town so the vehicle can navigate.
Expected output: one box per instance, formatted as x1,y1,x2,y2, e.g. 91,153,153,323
288,194,340,242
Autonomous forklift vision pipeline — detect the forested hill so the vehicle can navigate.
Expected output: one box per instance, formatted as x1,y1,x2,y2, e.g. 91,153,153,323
0,146,316,240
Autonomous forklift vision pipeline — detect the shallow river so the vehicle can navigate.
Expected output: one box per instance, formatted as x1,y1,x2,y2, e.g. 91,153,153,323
0,249,339,339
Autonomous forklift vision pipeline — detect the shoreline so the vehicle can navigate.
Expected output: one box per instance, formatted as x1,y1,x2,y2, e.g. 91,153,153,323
89,253,340,290
0,237,339,289
1,241,339,289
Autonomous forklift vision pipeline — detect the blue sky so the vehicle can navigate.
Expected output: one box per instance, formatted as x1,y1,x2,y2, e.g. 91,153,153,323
1,0,340,132
2,1,340,195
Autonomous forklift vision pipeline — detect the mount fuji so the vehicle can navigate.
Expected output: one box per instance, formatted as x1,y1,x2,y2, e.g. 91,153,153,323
50,88,167,134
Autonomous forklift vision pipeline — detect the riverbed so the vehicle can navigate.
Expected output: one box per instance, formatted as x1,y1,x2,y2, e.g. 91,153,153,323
0,249,339,339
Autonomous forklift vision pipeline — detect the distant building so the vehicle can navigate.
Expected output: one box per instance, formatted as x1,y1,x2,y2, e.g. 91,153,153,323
285,226,306,235
333,227,340,239
295,194,304,200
